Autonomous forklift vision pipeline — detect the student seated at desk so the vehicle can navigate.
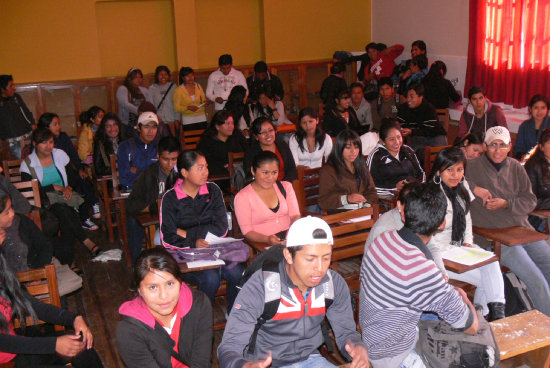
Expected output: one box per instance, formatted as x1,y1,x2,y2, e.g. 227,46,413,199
525,128,550,231
454,132,484,160
251,88,292,126
160,150,243,312
367,119,424,197
93,113,124,177
117,248,211,368
466,126,550,316
458,86,507,139
319,129,378,213
234,151,300,246
514,94,550,160
288,107,332,169
126,136,180,264
322,88,366,137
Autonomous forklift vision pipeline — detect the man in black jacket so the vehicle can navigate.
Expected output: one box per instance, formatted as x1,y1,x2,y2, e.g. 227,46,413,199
0,75,35,159
126,136,180,263
320,62,348,105
246,61,285,103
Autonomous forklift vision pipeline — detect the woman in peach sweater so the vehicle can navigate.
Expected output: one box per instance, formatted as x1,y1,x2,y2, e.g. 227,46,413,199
234,150,300,245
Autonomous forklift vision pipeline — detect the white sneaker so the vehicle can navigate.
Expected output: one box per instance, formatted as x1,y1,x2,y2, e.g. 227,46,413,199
92,203,101,219
82,218,99,231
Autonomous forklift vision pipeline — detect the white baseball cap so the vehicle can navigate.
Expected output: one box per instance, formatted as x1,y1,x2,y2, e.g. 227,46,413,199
137,111,159,126
286,216,333,248
484,126,511,145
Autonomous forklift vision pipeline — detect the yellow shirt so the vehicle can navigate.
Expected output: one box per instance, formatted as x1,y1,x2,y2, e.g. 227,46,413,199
173,83,207,117
77,124,94,161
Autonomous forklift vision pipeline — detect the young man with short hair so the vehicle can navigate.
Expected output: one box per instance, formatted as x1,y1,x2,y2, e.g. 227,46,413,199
458,86,508,138
370,77,402,131
218,216,369,368
360,182,479,368
395,40,429,82
350,82,373,130
365,43,404,81
320,62,348,105
117,111,159,190
206,54,248,111
0,75,35,159
246,61,284,103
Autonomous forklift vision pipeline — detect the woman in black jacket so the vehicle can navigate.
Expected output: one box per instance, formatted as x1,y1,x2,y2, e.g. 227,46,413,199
93,113,124,177
117,248,212,368
322,88,367,137
525,128,550,231
422,61,461,109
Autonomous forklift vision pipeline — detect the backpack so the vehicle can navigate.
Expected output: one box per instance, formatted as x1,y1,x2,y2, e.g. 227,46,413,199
416,305,500,368
503,271,534,317
236,244,335,355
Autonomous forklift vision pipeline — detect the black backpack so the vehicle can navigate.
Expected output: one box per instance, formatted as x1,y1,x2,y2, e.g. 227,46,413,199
503,271,534,316
236,244,335,354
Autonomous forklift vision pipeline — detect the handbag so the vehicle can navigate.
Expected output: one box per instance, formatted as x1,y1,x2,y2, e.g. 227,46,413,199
166,240,250,269
46,190,84,210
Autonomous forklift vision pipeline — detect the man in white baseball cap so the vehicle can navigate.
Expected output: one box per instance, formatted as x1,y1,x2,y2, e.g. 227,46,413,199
219,216,369,368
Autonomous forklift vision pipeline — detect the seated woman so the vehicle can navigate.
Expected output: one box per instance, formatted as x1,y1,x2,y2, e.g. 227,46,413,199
288,107,332,168
38,113,99,230
148,65,178,126
251,88,292,126
367,119,424,196
319,129,378,212
525,128,550,231
198,110,247,191
514,94,550,159
454,132,484,160
93,113,123,177
117,248,212,368
20,128,101,267
243,117,297,182
173,66,209,131
77,106,105,165
0,251,102,368
322,88,366,137
160,150,243,311
429,147,505,320
224,85,252,134
234,150,300,246
117,67,152,132
397,54,428,97
422,60,461,109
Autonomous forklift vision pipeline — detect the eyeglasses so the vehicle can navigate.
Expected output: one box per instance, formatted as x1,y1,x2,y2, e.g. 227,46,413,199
487,142,509,150
258,129,275,136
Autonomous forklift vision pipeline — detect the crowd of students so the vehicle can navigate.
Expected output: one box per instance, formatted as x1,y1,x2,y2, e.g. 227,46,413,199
0,38,549,367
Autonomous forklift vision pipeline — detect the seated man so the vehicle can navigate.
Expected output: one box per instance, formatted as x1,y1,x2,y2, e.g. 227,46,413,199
365,42,404,81
370,77,402,131
397,83,447,159
350,82,373,130
125,136,180,263
117,111,159,190
360,182,478,367
246,61,284,103
206,54,248,111
218,216,369,368
458,86,507,138
466,126,550,316
320,62,348,105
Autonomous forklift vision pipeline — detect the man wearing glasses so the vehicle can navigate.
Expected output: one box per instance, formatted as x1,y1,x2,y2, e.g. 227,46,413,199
466,126,550,316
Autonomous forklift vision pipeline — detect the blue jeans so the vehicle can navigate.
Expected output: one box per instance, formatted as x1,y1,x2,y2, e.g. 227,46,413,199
500,239,550,316
182,263,244,311
277,354,336,368
126,215,145,264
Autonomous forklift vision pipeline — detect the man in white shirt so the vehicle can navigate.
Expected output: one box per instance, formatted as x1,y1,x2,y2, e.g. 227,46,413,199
206,54,248,111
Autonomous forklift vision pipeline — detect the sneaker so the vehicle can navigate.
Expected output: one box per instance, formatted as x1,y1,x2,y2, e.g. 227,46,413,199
92,203,101,219
82,218,99,231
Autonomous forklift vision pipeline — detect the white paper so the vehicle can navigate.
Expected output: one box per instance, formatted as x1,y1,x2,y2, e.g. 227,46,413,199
442,246,495,266
341,215,372,224
185,259,225,269
205,232,244,245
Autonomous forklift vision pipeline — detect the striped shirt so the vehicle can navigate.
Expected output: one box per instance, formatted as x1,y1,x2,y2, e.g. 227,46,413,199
359,227,470,364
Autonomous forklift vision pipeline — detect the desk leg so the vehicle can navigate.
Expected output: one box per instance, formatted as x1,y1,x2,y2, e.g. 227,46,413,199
116,199,131,267
494,241,501,261
523,345,550,368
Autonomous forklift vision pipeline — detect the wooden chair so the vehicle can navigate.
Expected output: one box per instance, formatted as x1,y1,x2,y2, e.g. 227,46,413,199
135,198,162,249
168,120,185,148
182,129,205,150
436,108,450,133
292,166,322,216
227,151,245,194
13,179,43,230
109,154,132,266
424,145,450,177
2,159,23,183
530,209,550,234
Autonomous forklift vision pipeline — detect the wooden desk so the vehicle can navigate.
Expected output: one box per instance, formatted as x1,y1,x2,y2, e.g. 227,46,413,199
490,309,550,367
112,187,131,266
247,240,271,254
472,226,548,260
179,262,222,273
443,255,499,274
276,124,296,134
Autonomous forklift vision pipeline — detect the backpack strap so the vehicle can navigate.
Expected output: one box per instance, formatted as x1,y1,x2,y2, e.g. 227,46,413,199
24,156,38,180
157,82,174,110
276,180,286,199
320,271,335,352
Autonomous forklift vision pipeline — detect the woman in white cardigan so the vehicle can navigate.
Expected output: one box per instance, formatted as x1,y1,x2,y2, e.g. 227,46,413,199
289,107,332,168
428,147,505,320
116,67,152,129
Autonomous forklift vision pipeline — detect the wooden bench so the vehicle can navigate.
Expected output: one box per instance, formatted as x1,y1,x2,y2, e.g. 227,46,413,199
424,145,450,177
473,225,548,260
490,309,550,367
292,166,322,216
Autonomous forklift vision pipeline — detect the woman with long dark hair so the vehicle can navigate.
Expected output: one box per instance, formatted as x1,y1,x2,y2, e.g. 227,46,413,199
116,67,152,130
0,251,102,367
77,106,105,164
367,119,424,196
322,88,365,137
173,66,208,130
93,112,124,177
117,247,212,367
159,150,243,312
288,107,332,168
319,129,378,212
421,60,461,109
454,132,484,160
148,65,178,126
429,147,505,320
525,128,550,231
224,85,252,133
514,94,550,159
251,88,292,126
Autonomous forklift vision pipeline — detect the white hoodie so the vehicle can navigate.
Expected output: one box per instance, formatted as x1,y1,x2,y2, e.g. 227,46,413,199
206,67,248,110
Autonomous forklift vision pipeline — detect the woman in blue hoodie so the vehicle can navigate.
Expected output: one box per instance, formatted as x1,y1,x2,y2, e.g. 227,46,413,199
514,94,550,160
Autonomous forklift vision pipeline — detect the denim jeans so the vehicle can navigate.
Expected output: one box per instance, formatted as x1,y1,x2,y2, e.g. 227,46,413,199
500,239,550,316
7,139,22,159
277,354,336,368
126,215,145,264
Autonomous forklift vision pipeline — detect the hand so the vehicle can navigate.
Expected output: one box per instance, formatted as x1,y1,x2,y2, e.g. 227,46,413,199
0,229,6,245
205,99,211,106
63,187,73,200
242,129,250,138
401,128,412,136
463,243,473,248
215,97,224,104
176,228,187,238
243,352,272,368
78,169,88,179
347,193,367,204
73,316,93,350
267,235,282,246
443,274,449,282
485,198,508,210
187,105,199,112
130,166,138,174
195,239,210,248
55,334,85,358
473,186,492,206
400,69,412,80
345,341,370,368
396,179,407,191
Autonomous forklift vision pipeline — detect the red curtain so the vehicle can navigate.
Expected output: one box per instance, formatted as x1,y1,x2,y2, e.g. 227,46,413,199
466,0,550,107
